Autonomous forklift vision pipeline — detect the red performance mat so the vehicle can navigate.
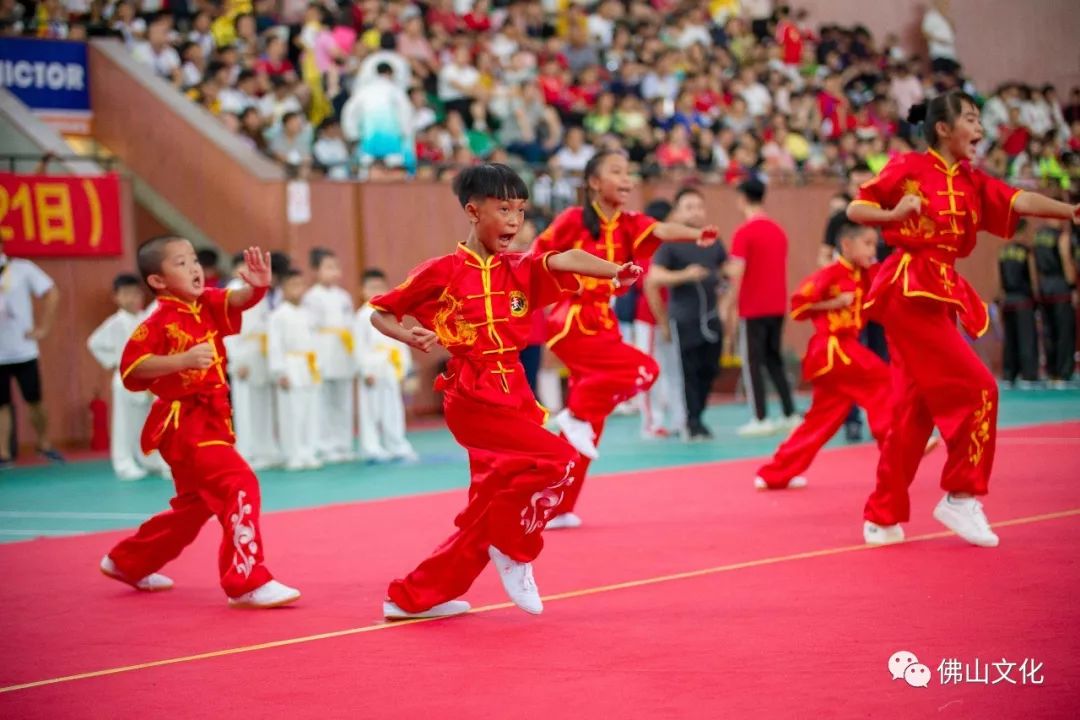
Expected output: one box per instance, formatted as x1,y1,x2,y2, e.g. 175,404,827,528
2,422,1078,717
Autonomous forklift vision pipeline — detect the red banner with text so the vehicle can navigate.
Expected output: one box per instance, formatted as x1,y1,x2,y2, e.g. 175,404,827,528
0,173,123,257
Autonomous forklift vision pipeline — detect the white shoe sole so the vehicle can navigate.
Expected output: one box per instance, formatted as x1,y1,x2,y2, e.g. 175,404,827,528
488,546,544,615
383,600,471,621
863,522,905,546
754,476,807,490
545,513,583,530
228,590,302,609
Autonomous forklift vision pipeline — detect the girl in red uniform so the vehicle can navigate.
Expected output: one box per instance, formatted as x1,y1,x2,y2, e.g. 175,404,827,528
847,92,1080,547
534,149,718,529
369,164,645,620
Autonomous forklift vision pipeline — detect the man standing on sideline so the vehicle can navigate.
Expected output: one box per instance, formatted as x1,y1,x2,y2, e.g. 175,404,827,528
644,187,726,440
725,178,799,437
0,240,65,468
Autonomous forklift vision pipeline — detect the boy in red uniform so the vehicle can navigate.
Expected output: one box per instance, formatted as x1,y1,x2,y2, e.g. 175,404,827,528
533,149,718,529
100,237,300,608
848,92,1080,547
755,224,891,490
369,164,644,620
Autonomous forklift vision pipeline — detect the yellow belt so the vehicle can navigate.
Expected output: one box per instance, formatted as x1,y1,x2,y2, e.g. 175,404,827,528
245,332,269,357
377,344,405,380
288,351,321,383
320,327,355,354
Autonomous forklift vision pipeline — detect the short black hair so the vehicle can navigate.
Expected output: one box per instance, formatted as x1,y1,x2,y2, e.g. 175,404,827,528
136,235,185,283
196,248,219,267
113,273,142,292
231,251,246,267
837,222,873,243
451,163,529,208
310,246,335,270
270,251,291,277
362,268,387,282
736,177,766,204
281,267,303,280
375,62,393,76
643,199,672,221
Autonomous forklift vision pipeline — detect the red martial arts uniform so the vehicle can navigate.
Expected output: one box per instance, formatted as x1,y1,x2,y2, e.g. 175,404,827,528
370,244,581,613
756,259,891,488
533,204,662,513
854,150,1021,525
107,288,273,598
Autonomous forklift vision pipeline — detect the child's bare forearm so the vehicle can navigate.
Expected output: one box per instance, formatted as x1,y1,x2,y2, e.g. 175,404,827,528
126,354,192,380
547,249,618,279
371,310,413,344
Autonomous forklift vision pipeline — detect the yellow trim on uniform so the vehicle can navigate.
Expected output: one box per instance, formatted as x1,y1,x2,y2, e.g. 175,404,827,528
631,222,659,251
197,440,233,448
789,302,811,320
541,251,585,294
547,304,585,348
890,252,967,309
458,243,514,392
809,335,852,380
121,354,153,380
155,400,182,439
223,288,235,332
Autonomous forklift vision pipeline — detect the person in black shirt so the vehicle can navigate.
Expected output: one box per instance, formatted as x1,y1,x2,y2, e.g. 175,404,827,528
998,220,1040,386
644,188,728,440
1032,219,1077,385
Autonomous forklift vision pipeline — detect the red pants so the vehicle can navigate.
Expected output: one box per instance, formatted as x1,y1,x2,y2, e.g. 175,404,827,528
864,298,998,525
387,389,578,613
757,341,891,488
549,325,658,514
108,443,273,598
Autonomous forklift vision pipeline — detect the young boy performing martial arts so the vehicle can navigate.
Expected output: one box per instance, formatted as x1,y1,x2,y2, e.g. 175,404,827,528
848,92,1080,547
101,237,300,608
369,164,644,620
754,224,891,490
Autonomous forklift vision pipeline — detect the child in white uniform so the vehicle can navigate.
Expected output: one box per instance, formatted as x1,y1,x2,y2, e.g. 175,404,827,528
86,274,169,480
269,269,322,471
301,248,356,462
224,253,280,469
353,269,417,462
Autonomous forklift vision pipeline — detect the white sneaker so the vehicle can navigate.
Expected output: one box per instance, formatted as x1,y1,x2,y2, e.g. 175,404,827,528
544,512,583,530
737,418,779,437
383,599,471,621
116,467,148,482
488,545,543,615
554,410,598,460
863,521,905,545
754,476,807,490
100,555,174,592
923,433,942,455
228,580,302,608
778,414,803,431
932,494,999,547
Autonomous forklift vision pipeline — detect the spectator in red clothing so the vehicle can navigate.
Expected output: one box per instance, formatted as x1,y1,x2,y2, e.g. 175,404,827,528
818,74,853,139
999,106,1031,158
725,177,798,436
656,125,696,172
775,5,803,66
254,34,296,82
463,0,493,34
426,0,462,35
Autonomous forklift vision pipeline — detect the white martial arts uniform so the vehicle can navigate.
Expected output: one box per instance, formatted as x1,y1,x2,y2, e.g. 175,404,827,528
86,306,169,480
632,318,687,437
223,281,279,469
302,283,356,461
353,303,417,462
268,301,322,470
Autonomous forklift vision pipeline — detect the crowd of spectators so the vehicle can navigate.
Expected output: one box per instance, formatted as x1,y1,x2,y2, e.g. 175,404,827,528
4,0,1079,210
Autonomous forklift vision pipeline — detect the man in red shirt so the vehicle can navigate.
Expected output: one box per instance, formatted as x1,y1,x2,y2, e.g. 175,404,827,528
726,178,799,437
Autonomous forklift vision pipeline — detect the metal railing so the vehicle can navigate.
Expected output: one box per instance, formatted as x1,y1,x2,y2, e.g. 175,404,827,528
0,152,123,173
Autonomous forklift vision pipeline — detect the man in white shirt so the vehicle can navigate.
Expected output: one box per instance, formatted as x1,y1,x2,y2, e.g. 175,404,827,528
0,244,63,467
269,269,322,471
131,16,181,82
552,127,595,176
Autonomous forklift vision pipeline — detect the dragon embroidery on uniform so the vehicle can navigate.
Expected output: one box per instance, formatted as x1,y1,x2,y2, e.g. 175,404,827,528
432,289,478,347
968,390,993,466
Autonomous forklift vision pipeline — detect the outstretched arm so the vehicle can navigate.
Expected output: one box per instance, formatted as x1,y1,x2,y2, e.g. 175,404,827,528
1012,192,1080,222
654,222,720,247
228,247,272,307
546,249,643,287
